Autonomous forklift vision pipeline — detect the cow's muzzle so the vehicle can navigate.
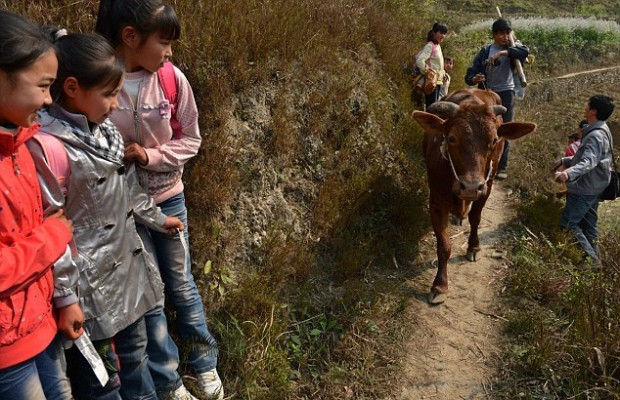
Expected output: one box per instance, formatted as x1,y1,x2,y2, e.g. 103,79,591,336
455,179,488,201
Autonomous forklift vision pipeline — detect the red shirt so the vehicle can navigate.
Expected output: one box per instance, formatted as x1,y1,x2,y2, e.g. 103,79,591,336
0,124,71,369
565,140,581,157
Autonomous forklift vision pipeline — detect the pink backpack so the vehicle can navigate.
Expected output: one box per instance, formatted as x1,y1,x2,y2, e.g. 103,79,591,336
32,132,71,196
157,61,183,140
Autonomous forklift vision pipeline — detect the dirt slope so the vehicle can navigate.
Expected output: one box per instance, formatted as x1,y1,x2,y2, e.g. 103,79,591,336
399,183,514,400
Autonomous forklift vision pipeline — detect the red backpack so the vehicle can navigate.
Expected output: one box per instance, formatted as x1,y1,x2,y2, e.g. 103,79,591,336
157,61,183,140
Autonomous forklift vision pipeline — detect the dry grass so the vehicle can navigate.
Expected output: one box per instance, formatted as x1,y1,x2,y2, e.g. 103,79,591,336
493,65,620,398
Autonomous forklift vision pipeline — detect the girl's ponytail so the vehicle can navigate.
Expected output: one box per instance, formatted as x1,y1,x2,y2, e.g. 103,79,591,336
95,0,115,42
51,33,124,103
40,26,68,45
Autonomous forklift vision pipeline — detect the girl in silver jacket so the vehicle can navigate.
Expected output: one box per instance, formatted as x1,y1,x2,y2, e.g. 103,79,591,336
28,32,192,400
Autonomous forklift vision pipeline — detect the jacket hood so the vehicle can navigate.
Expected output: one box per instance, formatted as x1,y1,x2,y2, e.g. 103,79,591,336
37,106,96,151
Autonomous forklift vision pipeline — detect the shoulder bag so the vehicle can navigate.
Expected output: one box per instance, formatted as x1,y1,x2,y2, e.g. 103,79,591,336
600,131,620,201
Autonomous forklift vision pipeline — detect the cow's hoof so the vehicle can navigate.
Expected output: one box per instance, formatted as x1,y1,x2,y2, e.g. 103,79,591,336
428,290,447,304
449,215,464,226
466,250,478,262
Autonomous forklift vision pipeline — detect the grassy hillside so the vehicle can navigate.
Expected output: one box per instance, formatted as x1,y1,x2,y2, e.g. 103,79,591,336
491,68,620,399
4,0,620,398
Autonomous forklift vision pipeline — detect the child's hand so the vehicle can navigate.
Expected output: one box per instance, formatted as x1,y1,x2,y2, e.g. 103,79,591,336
124,143,149,166
47,209,73,233
555,171,569,183
58,303,84,340
162,216,184,236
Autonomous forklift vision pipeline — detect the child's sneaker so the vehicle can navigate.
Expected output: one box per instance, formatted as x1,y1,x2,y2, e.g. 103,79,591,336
170,384,198,400
495,169,508,180
196,369,224,400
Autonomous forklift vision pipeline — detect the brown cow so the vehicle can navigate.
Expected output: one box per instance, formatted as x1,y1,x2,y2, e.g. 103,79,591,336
412,88,536,304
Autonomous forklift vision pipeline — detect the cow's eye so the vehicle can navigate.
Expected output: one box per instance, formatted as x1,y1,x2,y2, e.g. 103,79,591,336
447,135,457,144
493,138,498,145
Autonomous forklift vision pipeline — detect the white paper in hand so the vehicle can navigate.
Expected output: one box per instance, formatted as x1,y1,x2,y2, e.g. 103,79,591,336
178,228,189,259
75,334,110,387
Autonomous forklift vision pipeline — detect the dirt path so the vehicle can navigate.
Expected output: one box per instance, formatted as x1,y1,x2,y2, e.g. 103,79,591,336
399,183,515,400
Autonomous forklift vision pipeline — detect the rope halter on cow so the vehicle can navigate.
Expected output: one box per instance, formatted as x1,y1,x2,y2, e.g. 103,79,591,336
439,137,494,185
428,101,507,186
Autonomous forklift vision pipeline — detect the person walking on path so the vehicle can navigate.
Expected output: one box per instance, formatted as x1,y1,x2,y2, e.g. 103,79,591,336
554,95,615,268
416,22,448,109
465,18,529,180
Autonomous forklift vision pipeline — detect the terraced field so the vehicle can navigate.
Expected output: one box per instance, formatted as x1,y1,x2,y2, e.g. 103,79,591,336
510,66,620,200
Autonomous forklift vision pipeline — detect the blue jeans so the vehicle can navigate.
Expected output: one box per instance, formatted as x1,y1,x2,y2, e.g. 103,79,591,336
67,316,157,400
560,192,600,260
0,335,72,400
145,192,219,373
143,306,182,396
496,90,515,170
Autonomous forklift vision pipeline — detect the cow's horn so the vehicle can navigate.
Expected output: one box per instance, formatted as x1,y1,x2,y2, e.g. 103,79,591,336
492,105,507,116
427,101,459,118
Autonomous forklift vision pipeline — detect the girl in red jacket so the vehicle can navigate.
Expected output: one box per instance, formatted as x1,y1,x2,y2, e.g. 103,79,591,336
0,11,74,400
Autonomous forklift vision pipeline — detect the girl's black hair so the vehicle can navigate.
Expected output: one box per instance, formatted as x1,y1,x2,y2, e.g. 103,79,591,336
426,22,448,43
50,32,125,103
95,0,181,46
0,11,55,76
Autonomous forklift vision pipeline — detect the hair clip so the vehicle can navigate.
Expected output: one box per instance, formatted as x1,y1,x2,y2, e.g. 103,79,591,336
54,28,68,41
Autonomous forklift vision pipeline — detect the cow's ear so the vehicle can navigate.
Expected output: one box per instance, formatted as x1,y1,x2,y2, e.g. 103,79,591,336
412,111,445,133
498,122,537,140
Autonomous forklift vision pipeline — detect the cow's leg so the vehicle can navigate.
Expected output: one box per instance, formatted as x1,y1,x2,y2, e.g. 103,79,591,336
429,203,450,304
466,191,491,261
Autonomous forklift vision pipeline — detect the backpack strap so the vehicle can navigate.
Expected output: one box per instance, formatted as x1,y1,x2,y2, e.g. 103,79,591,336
430,42,437,59
157,61,183,140
31,132,70,196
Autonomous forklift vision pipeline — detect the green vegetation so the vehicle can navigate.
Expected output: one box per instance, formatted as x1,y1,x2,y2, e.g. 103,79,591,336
3,0,620,398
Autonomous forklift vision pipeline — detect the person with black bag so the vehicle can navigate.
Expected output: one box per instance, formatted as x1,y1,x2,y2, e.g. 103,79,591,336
554,95,615,268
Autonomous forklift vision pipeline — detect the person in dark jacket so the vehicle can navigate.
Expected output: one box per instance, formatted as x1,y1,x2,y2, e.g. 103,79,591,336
555,95,615,268
465,18,529,180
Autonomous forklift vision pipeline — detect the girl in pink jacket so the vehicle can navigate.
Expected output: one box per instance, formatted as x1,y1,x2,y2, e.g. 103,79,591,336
96,1,223,399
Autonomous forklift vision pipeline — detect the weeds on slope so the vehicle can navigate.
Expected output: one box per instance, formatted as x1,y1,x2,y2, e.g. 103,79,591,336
495,200,620,398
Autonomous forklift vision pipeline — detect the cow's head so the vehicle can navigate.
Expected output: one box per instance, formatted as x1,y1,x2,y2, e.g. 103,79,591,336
413,102,536,201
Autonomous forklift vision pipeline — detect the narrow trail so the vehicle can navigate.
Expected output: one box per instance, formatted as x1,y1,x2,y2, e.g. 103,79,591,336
399,183,515,400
